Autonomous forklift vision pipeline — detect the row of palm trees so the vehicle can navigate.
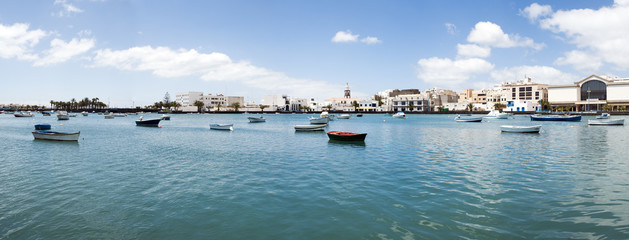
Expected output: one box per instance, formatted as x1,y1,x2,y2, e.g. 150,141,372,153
50,98,107,111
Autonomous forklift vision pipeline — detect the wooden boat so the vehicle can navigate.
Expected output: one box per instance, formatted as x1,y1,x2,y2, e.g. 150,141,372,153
294,124,326,131
135,117,161,127
337,114,351,119
57,111,70,120
596,113,610,119
14,111,34,117
32,130,80,141
392,112,406,118
500,125,542,133
588,119,624,125
327,131,367,141
248,116,266,122
161,114,171,120
455,115,483,122
34,123,51,130
210,124,233,131
530,114,581,121
310,116,330,124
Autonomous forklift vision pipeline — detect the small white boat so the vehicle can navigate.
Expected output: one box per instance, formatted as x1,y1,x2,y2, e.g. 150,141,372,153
320,111,330,118
455,115,483,122
81,111,88,116
104,113,114,119
588,119,624,125
113,113,126,117
596,113,611,119
32,130,80,141
310,116,330,124
500,125,542,133
248,116,266,122
337,114,351,119
485,110,510,119
161,114,171,120
392,112,406,118
68,113,77,117
294,124,326,131
14,111,34,117
57,111,70,120
210,124,233,131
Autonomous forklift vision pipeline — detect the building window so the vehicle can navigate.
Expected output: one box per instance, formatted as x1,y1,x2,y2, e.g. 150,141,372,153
580,80,607,100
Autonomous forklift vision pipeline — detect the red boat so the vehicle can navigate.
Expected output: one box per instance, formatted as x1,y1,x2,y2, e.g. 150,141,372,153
327,131,367,141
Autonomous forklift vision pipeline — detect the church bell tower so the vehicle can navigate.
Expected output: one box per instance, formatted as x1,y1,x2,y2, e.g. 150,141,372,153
344,83,351,98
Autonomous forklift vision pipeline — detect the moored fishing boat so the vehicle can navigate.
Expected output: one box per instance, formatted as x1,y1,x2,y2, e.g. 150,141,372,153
42,111,52,116
248,116,266,122
588,119,624,125
530,114,581,121
485,110,510,119
104,112,114,119
57,111,70,120
596,113,610,119
294,124,326,131
14,111,34,117
135,117,161,127
327,131,367,141
34,123,52,130
338,114,351,119
32,130,80,141
455,115,483,122
392,112,406,118
210,123,233,131
500,125,542,133
310,116,330,124
81,111,88,116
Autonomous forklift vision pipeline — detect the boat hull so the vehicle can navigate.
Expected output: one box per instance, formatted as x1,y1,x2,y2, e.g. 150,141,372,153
588,119,624,125
32,131,80,141
530,115,581,121
34,124,52,130
327,131,367,141
294,124,326,131
500,125,542,133
248,117,266,122
309,117,329,124
455,116,483,122
135,119,161,127
57,115,70,120
210,124,233,131
337,114,351,119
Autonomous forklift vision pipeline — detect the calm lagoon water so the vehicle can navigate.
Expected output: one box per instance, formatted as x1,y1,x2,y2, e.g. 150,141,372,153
2,113,629,239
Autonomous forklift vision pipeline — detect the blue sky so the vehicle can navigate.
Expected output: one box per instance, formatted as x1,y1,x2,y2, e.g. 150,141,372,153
1,0,626,107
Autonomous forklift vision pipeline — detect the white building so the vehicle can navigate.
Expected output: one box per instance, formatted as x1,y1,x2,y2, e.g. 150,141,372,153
262,95,290,111
202,94,226,111
548,74,629,111
390,94,431,112
501,77,548,112
175,92,203,107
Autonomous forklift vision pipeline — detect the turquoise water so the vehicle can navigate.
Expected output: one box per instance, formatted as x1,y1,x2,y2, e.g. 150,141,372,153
2,113,629,239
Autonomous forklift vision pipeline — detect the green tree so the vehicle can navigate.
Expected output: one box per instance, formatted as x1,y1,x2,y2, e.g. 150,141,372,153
193,100,205,113
231,102,241,112
163,92,171,108
538,99,550,111
216,103,222,112
259,104,267,112
493,102,506,112
466,103,474,111
408,102,415,112
171,101,182,111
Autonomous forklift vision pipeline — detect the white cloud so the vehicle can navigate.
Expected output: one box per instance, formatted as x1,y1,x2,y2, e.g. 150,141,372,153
331,30,358,43
92,46,342,97
467,21,544,50
445,23,457,35
34,38,95,66
490,65,577,85
54,0,84,17
457,44,491,58
535,0,629,71
520,3,553,22
0,23,47,61
360,36,381,44
554,50,602,73
417,57,494,87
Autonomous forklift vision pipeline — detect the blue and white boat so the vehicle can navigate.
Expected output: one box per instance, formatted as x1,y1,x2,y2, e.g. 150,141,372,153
596,113,610,119
210,124,233,131
392,112,406,118
34,123,51,130
530,114,581,121
135,117,161,127
310,116,330,124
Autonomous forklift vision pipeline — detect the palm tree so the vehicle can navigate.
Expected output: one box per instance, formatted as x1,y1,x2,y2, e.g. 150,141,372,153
493,103,506,112
216,103,222,112
466,103,474,112
259,104,267,112
538,99,550,111
50,100,54,110
408,102,415,112
193,100,204,113
231,102,241,112
171,101,182,111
